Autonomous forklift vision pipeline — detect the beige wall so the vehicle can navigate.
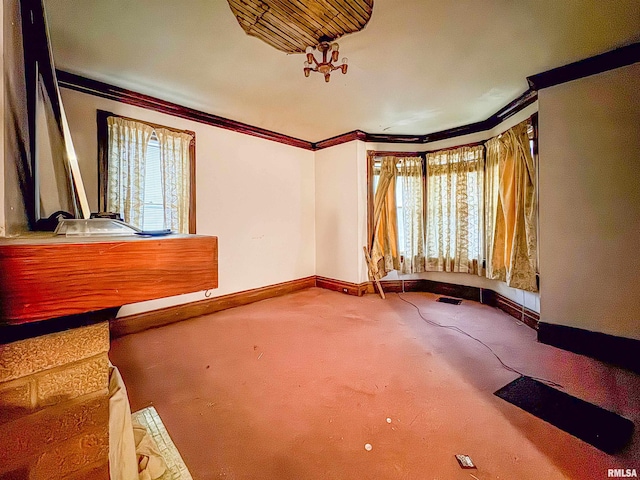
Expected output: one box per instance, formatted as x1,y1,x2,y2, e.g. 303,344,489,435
315,141,361,283
538,63,640,340
60,88,316,316
312,104,540,310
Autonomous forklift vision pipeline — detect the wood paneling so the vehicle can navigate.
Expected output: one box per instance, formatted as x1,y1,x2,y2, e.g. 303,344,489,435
527,42,640,91
227,0,374,53
57,71,314,151
110,276,315,338
0,235,218,324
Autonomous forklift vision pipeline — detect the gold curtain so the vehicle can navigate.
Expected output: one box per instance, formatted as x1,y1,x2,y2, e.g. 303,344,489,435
370,156,400,276
156,128,193,234
107,116,154,229
398,156,426,274
485,120,538,291
425,145,484,274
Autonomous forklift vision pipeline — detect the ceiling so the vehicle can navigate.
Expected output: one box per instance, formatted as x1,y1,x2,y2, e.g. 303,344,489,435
44,0,640,143
227,0,373,53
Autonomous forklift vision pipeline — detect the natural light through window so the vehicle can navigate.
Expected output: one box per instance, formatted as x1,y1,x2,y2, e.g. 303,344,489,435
142,134,165,231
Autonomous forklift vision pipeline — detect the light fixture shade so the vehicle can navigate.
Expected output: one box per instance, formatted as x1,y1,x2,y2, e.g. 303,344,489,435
332,43,339,51
305,46,313,54
342,57,348,65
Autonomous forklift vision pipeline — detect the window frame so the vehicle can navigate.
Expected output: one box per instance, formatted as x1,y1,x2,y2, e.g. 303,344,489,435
366,151,427,253
367,118,539,275
96,110,197,233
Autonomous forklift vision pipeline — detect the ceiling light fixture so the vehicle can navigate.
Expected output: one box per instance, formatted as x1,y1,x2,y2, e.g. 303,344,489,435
304,38,348,82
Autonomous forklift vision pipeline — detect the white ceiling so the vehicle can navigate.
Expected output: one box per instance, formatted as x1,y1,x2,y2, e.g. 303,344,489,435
44,0,640,143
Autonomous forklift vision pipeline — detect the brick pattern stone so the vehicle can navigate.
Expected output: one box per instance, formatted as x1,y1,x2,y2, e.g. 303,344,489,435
0,379,33,424
0,322,111,479
31,424,109,480
0,394,109,472
35,355,109,408
61,460,109,480
0,323,109,383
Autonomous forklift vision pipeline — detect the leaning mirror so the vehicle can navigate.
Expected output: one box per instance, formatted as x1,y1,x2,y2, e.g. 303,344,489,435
21,0,89,230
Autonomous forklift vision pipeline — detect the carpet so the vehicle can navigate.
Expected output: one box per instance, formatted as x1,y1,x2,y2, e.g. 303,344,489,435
495,376,634,454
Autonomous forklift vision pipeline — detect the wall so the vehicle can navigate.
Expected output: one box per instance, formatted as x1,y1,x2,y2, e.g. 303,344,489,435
3,0,29,235
60,88,316,316
315,141,361,283
313,103,541,311
538,63,640,340
0,0,4,236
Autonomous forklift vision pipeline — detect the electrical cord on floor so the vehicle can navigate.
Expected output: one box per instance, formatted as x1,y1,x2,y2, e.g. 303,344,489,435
396,293,564,389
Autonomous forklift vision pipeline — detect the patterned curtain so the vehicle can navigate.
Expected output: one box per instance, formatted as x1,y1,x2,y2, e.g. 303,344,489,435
425,145,484,274
370,156,400,276
485,121,537,291
156,128,193,234
106,117,153,229
398,156,425,274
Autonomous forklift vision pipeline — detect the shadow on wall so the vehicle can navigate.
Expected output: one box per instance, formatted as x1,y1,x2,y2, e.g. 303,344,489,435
4,71,34,233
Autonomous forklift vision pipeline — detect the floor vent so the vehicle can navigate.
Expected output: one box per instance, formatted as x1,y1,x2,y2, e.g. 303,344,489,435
437,297,462,305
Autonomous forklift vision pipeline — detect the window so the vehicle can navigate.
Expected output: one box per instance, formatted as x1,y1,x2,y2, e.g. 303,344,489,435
367,116,538,290
371,162,412,257
424,145,484,273
370,154,425,274
97,111,196,233
141,133,164,231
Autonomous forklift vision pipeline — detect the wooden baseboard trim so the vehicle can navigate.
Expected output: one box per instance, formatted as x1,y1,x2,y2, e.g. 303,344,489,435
314,276,368,296
538,322,640,374
110,276,316,338
483,291,539,330
357,278,538,329
363,279,481,301
111,274,540,338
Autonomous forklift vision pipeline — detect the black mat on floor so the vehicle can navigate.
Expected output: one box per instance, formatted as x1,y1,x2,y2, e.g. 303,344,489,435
436,297,462,305
494,376,634,453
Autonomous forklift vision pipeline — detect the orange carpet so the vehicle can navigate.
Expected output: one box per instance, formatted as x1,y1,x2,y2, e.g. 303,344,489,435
110,288,639,479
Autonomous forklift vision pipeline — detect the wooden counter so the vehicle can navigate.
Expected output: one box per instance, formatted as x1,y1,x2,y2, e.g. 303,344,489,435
0,233,218,325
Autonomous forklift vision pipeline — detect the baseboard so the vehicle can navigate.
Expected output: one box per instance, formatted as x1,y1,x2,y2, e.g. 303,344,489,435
315,276,368,296
111,274,539,338
110,276,316,338
484,291,540,330
365,279,481,301
538,322,640,374
361,278,538,329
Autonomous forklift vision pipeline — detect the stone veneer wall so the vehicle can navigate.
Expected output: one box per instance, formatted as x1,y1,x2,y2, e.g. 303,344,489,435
0,322,110,479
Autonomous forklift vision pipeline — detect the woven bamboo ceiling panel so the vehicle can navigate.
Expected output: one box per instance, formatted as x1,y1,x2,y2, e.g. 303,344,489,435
227,0,374,53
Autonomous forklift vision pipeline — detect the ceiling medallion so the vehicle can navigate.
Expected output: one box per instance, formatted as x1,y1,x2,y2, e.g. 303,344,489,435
304,38,348,82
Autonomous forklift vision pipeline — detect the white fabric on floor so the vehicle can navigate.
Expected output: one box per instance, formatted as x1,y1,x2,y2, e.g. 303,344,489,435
109,364,167,480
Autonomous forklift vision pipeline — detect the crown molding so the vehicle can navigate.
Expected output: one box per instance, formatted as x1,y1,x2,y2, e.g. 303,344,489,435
60,43,637,153
56,70,315,151
527,42,640,91
315,87,538,148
